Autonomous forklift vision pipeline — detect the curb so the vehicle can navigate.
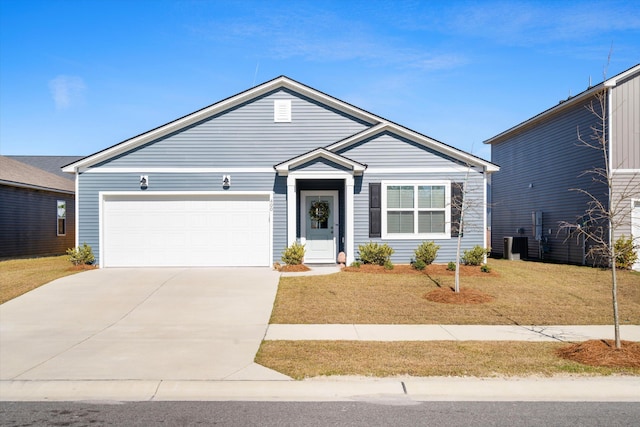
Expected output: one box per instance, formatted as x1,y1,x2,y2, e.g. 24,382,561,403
2,377,639,402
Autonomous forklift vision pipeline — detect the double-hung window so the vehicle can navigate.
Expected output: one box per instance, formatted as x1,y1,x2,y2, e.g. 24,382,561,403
382,181,450,239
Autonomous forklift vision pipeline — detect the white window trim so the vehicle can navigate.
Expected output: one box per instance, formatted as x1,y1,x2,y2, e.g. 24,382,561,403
57,200,67,237
381,180,451,240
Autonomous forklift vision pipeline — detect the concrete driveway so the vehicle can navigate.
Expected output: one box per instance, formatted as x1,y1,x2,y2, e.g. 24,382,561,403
0,268,290,381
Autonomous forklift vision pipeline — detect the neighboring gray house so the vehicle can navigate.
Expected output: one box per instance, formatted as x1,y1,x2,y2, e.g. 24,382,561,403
9,156,83,181
0,156,77,257
486,64,640,269
63,76,499,268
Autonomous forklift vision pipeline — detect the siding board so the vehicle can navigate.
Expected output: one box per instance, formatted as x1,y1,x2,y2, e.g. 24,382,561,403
612,71,640,169
0,185,75,257
491,95,609,264
96,90,370,168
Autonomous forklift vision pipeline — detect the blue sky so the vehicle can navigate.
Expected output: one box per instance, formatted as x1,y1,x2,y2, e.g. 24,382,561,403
1,0,639,161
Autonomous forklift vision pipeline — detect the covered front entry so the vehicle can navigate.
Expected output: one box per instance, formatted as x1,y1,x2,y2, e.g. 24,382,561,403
301,190,339,263
285,174,356,265
276,148,365,266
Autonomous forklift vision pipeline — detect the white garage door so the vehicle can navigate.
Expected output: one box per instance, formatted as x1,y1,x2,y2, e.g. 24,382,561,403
102,193,271,267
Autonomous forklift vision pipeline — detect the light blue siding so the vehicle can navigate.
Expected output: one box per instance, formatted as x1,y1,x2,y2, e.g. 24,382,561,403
76,82,492,267
290,158,352,173
354,171,485,264
337,131,461,168
98,89,371,168
77,172,283,263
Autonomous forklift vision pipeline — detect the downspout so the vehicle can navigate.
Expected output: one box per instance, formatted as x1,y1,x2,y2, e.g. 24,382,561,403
74,167,80,248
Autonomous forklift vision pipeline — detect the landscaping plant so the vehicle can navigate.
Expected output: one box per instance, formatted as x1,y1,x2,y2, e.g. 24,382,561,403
358,242,394,266
413,241,440,265
614,235,638,270
66,243,95,266
281,241,305,265
461,245,490,266
412,259,427,271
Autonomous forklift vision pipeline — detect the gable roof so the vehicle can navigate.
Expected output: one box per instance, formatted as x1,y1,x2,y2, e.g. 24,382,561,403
484,63,640,145
274,148,367,176
63,76,498,173
0,156,75,194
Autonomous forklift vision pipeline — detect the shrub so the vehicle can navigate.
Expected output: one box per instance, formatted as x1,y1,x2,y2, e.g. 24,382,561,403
480,264,491,273
412,259,426,271
281,241,305,265
350,261,362,268
461,245,490,266
447,261,456,271
358,242,394,266
67,243,95,266
614,235,638,270
414,241,440,266
384,260,394,270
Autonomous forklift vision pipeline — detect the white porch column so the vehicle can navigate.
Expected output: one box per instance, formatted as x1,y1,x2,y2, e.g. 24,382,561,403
287,176,297,246
345,175,355,265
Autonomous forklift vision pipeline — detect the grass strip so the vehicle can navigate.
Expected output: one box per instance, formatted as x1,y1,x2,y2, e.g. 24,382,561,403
256,340,640,379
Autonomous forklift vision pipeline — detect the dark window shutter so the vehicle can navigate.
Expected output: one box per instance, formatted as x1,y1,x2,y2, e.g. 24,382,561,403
369,183,381,238
451,182,464,237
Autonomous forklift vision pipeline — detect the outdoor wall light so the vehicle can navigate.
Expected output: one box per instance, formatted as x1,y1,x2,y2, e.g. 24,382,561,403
140,175,149,189
222,175,231,188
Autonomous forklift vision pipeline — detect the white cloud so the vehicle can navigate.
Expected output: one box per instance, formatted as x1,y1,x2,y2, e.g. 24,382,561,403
49,75,86,110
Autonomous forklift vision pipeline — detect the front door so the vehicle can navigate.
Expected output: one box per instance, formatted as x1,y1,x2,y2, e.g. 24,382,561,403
301,191,338,263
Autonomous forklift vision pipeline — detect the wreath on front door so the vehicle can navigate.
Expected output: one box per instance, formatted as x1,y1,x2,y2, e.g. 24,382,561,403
309,200,330,223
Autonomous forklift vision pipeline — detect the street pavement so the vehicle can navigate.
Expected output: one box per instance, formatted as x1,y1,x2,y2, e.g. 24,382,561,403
0,266,638,402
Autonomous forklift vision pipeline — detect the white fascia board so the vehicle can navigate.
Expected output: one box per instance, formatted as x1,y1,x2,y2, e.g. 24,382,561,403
275,149,366,176
83,167,274,174
64,83,284,172
325,123,389,151
329,122,499,173
64,77,382,173
279,79,381,124
604,64,640,87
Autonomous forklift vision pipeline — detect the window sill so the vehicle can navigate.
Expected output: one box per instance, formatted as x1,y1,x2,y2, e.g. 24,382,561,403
382,233,450,240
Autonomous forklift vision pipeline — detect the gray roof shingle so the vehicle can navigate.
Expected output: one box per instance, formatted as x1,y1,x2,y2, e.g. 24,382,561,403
0,156,75,193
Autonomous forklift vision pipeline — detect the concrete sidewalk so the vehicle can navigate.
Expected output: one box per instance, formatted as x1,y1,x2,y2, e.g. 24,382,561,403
1,376,638,402
265,324,640,342
2,323,638,402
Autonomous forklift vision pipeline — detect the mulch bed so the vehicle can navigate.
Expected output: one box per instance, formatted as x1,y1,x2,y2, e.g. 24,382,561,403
423,287,495,304
276,264,311,272
342,263,498,277
556,340,640,368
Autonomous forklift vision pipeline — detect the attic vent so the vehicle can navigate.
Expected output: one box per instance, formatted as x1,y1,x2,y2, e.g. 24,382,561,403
274,99,291,122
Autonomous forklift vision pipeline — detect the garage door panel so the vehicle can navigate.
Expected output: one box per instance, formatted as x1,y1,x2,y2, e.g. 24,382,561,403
103,194,271,267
